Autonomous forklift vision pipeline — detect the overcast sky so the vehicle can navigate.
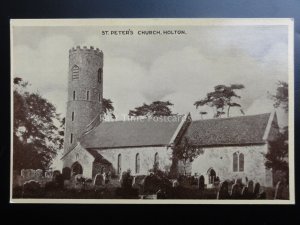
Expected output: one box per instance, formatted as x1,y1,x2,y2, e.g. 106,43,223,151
12,24,289,127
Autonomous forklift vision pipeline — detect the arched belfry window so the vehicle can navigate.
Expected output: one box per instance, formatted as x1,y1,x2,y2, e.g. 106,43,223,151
117,154,122,175
72,65,79,80
98,68,102,83
135,153,140,174
233,152,244,172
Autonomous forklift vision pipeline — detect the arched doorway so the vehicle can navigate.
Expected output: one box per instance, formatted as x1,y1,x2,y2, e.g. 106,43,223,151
71,161,83,176
207,168,216,184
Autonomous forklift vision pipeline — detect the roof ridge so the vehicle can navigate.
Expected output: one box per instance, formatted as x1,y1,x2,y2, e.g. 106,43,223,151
192,113,271,122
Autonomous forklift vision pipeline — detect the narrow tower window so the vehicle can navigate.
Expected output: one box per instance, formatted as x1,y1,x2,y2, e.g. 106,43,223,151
72,112,74,121
70,133,73,144
98,68,102,83
99,93,101,102
73,91,76,100
72,65,79,80
86,91,90,100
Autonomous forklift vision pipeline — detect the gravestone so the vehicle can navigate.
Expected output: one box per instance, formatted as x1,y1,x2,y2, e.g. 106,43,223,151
253,182,260,198
172,180,179,188
62,167,71,180
23,180,41,197
274,181,285,199
45,170,53,179
198,175,205,191
217,181,230,199
93,173,104,186
52,170,61,181
230,183,242,199
241,186,250,199
247,180,254,193
235,178,243,186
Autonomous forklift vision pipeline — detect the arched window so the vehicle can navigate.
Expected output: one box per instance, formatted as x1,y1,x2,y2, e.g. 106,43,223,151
154,152,159,166
207,168,216,184
233,152,238,172
73,91,76,100
72,112,74,121
86,91,90,100
70,133,73,144
72,65,79,80
98,68,102,83
239,153,244,172
117,154,122,175
135,153,140,174
233,152,245,172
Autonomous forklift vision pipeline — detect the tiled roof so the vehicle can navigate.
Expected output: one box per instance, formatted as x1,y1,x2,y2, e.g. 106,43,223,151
80,116,185,149
184,113,272,146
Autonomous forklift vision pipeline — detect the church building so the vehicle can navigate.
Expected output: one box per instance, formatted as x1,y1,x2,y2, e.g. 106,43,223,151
61,46,279,187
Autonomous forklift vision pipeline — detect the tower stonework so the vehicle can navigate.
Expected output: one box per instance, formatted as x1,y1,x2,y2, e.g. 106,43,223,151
63,46,103,157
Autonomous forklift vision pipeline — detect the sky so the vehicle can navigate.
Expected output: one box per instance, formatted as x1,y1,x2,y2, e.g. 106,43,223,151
12,23,289,127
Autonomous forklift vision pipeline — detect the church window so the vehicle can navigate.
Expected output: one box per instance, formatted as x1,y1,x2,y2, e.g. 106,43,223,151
72,65,79,80
86,91,90,100
135,153,140,174
98,68,102,83
73,91,76,100
154,152,159,166
72,112,74,121
233,152,244,172
99,93,101,102
117,154,122,175
239,153,244,172
233,152,238,172
70,133,73,144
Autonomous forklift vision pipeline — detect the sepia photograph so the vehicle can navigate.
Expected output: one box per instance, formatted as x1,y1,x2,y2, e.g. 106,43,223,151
10,19,294,204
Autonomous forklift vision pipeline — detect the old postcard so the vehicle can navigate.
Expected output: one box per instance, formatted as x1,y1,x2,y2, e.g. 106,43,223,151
10,19,294,204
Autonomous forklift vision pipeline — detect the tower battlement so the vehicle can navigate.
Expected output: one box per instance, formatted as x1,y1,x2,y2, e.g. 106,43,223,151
69,46,103,56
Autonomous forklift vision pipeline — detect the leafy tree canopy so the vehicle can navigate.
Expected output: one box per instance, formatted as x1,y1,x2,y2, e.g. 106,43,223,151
194,84,245,118
128,100,175,118
172,137,204,175
271,81,288,113
102,98,116,119
13,77,64,171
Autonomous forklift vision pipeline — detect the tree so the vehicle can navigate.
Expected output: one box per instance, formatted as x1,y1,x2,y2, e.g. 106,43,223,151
265,126,288,183
13,77,64,172
194,84,245,118
128,100,175,118
271,81,288,113
172,137,204,175
265,81,289,184
102,98,116,119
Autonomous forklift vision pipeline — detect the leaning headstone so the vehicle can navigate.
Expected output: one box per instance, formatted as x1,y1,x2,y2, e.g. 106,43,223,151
52,170,61,181
274,181,285,199
230,183,242,199
253,182,260,198
93,173,104,186
198,175,205,191
217,181,230,199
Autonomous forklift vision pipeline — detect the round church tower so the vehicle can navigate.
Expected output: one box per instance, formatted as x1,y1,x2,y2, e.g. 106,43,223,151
63,46,103,155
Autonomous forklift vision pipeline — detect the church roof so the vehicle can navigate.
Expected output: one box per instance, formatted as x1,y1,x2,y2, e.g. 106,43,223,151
80,115,186,149
184,113,274,146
